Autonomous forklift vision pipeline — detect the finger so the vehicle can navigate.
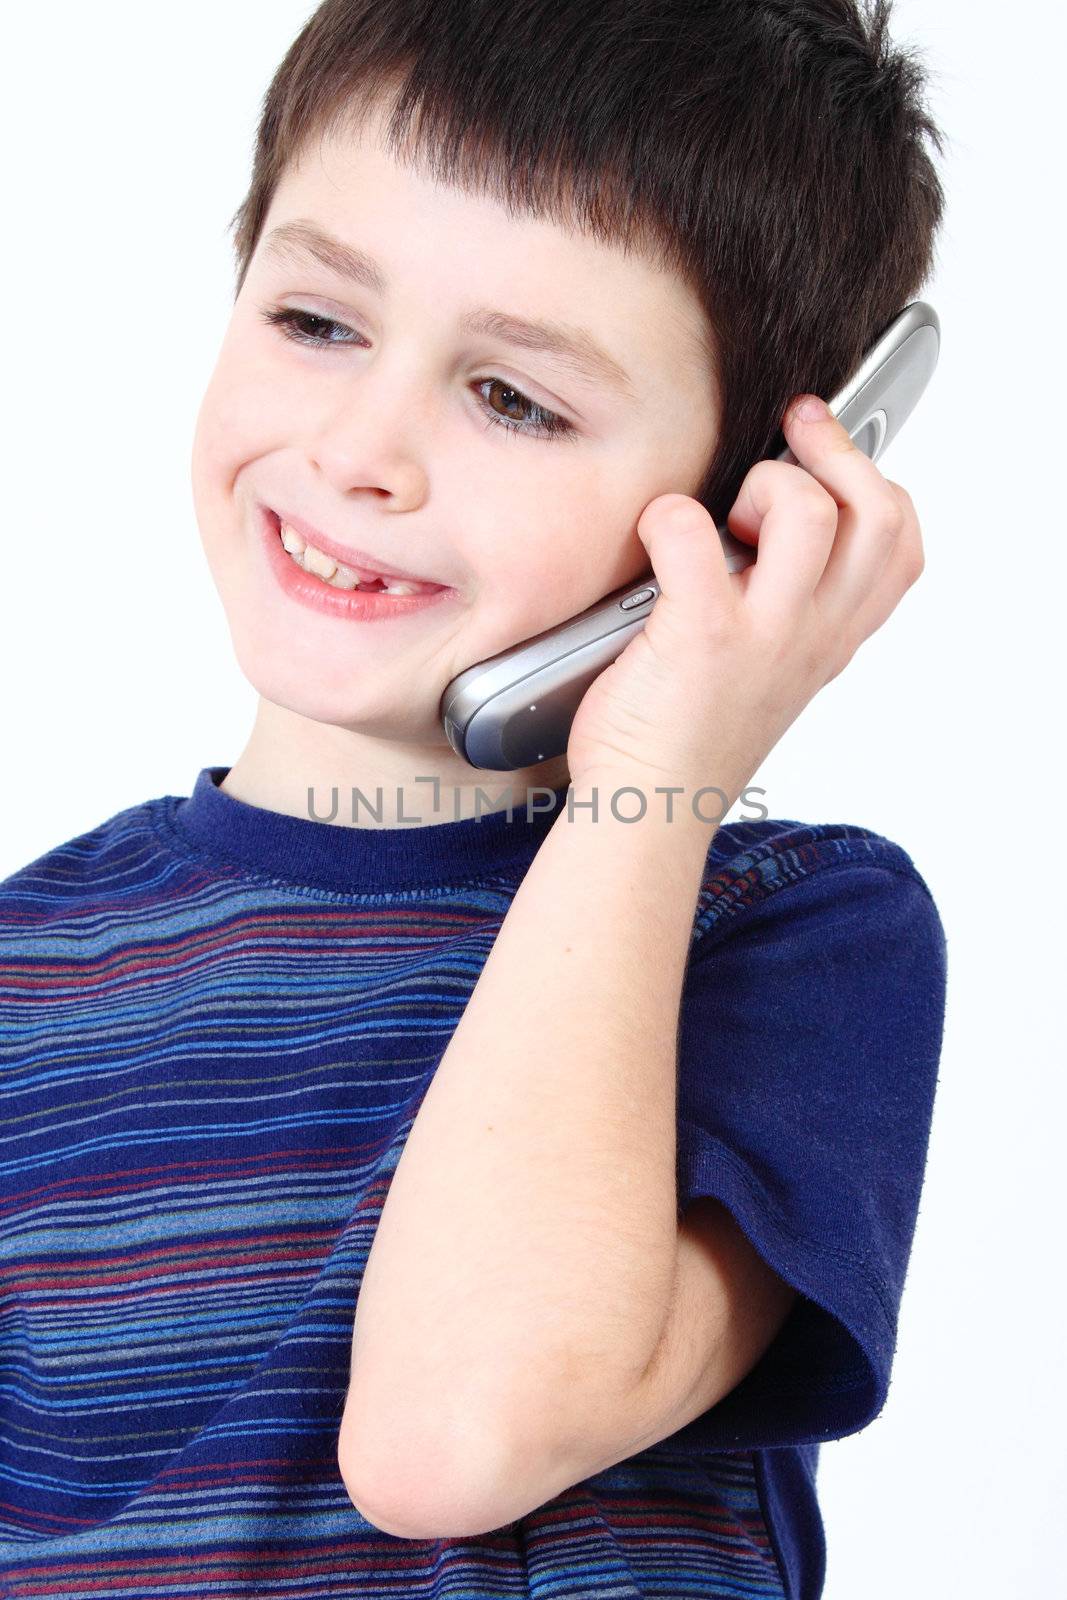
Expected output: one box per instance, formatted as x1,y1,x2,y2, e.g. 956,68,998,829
636,493,737,627
727,458,838,628
824,491,927,674
821,477,920,622
783,395,908,618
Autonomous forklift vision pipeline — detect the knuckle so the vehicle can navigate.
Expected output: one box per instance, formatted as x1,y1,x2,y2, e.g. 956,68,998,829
825,644,853,683
896,527,925,585
885,478,914,510
738,460,837,527
881,491,907,535
744,459,791,496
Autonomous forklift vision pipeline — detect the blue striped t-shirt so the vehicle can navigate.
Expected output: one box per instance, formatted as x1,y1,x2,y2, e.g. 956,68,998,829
0,766,948,1599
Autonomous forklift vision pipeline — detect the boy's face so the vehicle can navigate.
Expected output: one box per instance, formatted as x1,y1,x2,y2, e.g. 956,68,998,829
190,98,719,775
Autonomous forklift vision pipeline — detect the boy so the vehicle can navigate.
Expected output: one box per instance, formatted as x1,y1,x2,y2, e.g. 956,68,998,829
0,1,948,1596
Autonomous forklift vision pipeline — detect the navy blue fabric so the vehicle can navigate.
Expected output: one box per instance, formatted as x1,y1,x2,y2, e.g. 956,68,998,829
660,828,948,1598
0,770,948,1600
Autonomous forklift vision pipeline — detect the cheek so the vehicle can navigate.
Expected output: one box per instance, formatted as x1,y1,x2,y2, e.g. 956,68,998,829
496,477,645,609
192,357,286,494
189,365,283,602
468,494,624,647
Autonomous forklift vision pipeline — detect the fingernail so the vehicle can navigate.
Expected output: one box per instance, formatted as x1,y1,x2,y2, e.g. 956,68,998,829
795,395,828,422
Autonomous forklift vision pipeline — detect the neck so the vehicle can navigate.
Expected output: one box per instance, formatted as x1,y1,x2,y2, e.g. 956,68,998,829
220,698,572,829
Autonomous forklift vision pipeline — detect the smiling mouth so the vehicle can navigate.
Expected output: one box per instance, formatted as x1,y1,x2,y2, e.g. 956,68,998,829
269,511,445,596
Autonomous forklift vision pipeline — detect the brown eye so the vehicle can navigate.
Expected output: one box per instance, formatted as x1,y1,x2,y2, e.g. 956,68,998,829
260,305,576,441
474,378,574,440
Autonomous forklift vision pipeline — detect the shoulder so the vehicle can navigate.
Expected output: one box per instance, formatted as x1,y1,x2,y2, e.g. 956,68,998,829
0,794,167,928
678,816,949,1131
692,815,943,948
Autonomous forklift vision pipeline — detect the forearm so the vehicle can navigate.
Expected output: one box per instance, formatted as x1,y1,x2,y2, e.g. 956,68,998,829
341,776,714,1468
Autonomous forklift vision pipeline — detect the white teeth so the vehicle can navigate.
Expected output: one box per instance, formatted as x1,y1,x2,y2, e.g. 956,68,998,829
302,543,337,580
277,519,428,596
327,561,362,591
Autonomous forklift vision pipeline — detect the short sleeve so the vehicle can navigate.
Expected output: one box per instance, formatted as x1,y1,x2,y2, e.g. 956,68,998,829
657,842,948,1455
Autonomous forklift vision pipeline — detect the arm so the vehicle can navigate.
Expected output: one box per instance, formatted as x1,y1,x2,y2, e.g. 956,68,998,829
338,781,716,1519
338,397,923,1533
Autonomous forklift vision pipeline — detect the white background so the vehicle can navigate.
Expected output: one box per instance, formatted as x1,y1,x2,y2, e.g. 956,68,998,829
2,3,1063,1594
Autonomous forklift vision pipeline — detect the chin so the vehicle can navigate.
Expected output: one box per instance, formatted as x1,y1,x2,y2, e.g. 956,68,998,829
230,631,440,739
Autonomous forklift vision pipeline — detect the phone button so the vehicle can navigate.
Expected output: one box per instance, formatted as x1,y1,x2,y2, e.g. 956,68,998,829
620,587,655,611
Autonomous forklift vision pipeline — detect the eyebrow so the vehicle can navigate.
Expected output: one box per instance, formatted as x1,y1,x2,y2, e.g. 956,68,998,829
260,219,639,401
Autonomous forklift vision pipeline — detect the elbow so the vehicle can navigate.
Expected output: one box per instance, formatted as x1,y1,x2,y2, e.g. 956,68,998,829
337,1406,521,1540
337,1438,428,1539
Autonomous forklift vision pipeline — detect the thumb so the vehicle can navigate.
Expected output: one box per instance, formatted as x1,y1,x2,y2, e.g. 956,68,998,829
636,494,734,620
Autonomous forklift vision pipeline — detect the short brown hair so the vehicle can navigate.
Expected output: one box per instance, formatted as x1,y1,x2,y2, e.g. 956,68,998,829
227,0,948,524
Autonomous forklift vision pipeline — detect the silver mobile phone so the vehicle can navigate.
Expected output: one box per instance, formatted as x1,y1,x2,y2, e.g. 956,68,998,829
440,300,940,771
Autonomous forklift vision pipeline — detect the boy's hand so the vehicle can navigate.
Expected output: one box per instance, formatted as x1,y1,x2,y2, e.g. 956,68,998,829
565,394,926,813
